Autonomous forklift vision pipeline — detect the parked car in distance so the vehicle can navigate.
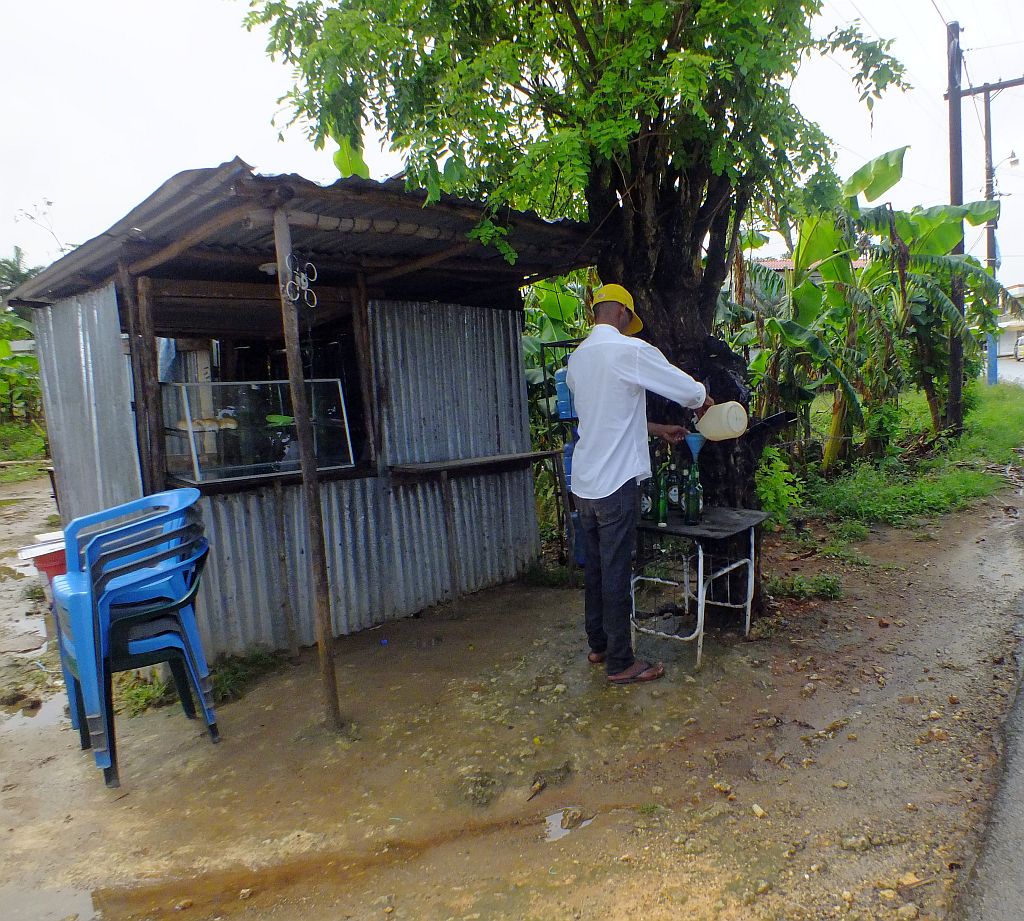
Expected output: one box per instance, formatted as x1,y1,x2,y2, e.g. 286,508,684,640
1015,335,1024,361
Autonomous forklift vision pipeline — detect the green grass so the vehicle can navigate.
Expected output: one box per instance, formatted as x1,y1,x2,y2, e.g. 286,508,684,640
116,672,176,717
807,383,1024,526
112,649,287,716
951,382,1024,466
827,520,870,542
519,561,573,588
807,463,999,525
820,543,871,566
764,572,844,600
0,461,48,484
0,422,46,461
23,583,45,603
211,648,285,703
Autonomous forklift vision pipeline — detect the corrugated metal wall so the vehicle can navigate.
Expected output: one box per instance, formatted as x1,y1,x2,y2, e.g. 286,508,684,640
195,467,538,655
194,300,539,655
36,293,539,656
34,284,143,523
371,301,531,463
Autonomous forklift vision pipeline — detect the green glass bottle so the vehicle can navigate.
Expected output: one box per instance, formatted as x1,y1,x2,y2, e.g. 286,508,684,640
641,439,658,521
641,476,657,520
683,461,703,525
657,461,669,528
665,458,681,512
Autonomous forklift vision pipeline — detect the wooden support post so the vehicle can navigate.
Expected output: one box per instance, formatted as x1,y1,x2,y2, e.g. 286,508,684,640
273,208,343,730
273,478,300,662
351,274,380,470
550,452,577,587
439,470,462,599
136,277,166,492
116,261,154,494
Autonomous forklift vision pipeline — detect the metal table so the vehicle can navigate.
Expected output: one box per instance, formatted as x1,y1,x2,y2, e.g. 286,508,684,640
632,507,768,669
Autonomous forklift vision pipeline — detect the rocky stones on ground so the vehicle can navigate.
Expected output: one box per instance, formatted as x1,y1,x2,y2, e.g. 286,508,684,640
457,767,500,807
560,807,586,830
532,759,573,789
0,686,26,706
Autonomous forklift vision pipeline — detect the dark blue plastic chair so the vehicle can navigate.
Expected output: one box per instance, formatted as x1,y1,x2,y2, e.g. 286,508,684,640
51,489,218,786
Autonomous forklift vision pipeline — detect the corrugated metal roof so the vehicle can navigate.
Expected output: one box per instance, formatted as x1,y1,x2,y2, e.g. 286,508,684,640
11,159,599,307
752,256,869,271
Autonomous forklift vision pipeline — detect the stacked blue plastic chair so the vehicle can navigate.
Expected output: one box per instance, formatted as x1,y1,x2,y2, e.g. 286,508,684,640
51,488,219,787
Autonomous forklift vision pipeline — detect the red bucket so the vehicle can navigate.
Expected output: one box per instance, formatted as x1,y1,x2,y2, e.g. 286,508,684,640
32,548,67,585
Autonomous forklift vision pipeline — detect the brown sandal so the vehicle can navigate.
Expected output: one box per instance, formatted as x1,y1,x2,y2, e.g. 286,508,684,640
607,660,665,685
588,651,607,664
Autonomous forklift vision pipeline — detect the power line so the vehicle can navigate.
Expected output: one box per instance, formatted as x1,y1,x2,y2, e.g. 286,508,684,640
925,0,950,28
845,0,886,46
961,57,989,145
828,0,947,132
964,40,1024,52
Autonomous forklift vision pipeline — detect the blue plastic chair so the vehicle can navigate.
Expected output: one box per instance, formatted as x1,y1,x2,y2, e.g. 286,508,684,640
97,536,215,787
53,489,200,744
51,489,218,786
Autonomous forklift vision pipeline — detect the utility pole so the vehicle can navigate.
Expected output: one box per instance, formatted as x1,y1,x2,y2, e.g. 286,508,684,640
983,89,998,384
946,21,965,435
958,75,1024,383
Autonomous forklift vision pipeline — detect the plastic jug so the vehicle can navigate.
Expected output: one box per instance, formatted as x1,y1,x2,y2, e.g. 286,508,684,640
554,367,576,419
694,401,748,441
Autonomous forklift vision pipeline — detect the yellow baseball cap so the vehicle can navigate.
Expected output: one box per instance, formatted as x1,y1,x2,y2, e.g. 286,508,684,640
593,283,643,336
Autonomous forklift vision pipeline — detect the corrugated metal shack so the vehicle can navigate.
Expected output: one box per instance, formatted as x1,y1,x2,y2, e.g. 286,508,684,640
10,159,594,656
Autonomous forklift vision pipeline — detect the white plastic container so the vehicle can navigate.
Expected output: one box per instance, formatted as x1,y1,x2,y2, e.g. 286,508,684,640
695,401,748,441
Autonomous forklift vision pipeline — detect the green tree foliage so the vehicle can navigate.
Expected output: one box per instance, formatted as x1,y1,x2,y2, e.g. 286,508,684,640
0,248,42,425
0,246,41,306
723,149,1016,470
247,0,903,363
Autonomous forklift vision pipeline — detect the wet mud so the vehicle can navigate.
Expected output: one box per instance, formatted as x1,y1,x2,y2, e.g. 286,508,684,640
1,480,1023,921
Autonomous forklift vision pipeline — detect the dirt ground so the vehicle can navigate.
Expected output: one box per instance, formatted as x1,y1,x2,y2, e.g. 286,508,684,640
1,476,1023,921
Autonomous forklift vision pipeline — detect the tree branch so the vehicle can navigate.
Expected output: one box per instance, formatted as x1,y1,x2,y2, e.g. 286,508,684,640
553,0,600,71
542,0,597,92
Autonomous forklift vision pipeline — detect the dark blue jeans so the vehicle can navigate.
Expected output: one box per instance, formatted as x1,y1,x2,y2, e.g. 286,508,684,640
575,478,639,675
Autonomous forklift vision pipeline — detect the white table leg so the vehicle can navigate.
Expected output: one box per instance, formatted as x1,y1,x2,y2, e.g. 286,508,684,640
695,541,706,670
745,525,755,636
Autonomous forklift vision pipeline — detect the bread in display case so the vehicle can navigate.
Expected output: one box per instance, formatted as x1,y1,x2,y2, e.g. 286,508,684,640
162,379,355,484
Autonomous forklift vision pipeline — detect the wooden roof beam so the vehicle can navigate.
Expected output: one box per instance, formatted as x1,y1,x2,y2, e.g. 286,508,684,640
127,203,268,276
234,177,584,242
365,241,476,286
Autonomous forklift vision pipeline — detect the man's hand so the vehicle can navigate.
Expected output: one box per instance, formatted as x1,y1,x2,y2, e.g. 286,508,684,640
648,422,688,445
694,394,715,421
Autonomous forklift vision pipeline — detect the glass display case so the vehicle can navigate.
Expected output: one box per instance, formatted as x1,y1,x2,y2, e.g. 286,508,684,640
162,379,355,484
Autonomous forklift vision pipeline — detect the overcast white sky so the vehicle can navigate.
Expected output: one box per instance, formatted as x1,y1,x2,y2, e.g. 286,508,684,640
3,0,1023,283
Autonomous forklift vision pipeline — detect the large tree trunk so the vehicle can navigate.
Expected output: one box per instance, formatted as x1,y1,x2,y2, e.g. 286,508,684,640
585,158,781,620
589,159,758,507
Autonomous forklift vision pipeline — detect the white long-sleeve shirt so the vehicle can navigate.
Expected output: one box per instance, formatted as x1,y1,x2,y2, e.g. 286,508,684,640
566,323,706,499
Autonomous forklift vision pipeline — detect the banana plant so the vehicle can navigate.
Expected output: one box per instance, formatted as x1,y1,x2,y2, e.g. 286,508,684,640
734,147,1016,472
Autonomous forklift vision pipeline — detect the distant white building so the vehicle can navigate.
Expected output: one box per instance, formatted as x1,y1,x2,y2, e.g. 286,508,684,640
997,284,1024,357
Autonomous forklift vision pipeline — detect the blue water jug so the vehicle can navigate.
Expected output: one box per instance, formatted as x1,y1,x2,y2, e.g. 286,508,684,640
554,367,576,419
562,441,574,489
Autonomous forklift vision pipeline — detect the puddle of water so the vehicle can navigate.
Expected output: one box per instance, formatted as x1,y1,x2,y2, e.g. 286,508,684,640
0,884,100,921
0,692,66,733
544,806,594,842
